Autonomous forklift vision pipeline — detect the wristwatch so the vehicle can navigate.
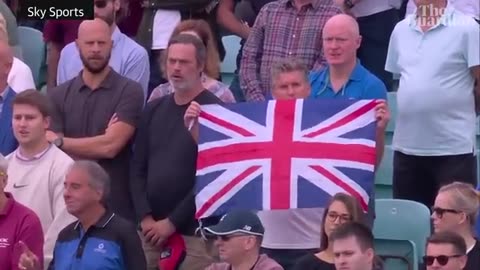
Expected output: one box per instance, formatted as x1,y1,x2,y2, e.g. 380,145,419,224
53,137,64,148
344,0,355,9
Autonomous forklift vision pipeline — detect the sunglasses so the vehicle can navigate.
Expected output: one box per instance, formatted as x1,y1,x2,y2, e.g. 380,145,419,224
94,0,108,8
423,255,463,266
431,207,461,218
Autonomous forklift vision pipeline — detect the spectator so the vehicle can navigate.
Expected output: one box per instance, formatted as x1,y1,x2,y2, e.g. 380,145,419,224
43,20,82,89
47,19,144,222
0,40,16,156
204,210,283,270
131,34,222,270
330,222,379,270
239,0,341,101
424,231,468,270
136,2,182,94
5,89,76,268
249,59,321,269
0,1,21,59
18,160,147,270
0,18,35,94
216,0,275,101
310,14,389,168
335,0,403,91
309,14,389,227
137,1,225,95
0,154,44,270
407,0,479,19
293,193,366,270
385,0,480,208
431,182,479,269
117,0,143,37
148,19,235,103
57,0,150,102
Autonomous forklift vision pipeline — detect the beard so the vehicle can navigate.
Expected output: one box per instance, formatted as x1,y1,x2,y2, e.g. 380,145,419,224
80,52,111,74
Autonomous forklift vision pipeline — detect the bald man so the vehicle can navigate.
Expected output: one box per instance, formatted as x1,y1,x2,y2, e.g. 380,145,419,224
0,41,17,156
56,0,149,102
309,14,390,227
47,18,144,223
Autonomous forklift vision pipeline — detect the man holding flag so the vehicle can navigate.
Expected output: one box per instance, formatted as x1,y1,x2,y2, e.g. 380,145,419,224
185,15,389,270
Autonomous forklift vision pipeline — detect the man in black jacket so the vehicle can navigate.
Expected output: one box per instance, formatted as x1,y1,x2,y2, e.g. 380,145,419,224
130,33,222,270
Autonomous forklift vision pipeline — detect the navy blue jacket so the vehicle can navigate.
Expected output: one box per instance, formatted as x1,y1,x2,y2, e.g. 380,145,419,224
0,87,17,156
48,211,146,270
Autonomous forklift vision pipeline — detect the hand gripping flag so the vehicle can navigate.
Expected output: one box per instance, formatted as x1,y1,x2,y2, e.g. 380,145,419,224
194,99,377,219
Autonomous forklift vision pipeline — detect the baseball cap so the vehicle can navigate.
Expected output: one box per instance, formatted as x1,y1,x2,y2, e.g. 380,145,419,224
203,210,264,236
158,233,186,270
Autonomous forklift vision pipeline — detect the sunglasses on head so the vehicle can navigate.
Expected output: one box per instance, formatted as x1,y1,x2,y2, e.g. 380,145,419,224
423,255,463,266
94,0,108,8
431,207,461,218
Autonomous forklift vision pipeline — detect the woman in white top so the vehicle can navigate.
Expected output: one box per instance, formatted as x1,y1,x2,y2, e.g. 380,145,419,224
431,182,480,270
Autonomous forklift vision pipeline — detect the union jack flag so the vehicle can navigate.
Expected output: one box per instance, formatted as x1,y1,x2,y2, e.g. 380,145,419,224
194,99,377,219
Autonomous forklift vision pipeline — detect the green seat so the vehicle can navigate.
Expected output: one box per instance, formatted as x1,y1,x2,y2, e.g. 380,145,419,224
375,239,417,270
373,199,431,268
386,92,397,134
17,26,46,88
375,145,394,198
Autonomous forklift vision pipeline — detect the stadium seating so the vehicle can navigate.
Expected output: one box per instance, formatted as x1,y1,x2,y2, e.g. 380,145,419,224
220,35,241,86
375,145,394,199
17,26,46,88
373,199,431,270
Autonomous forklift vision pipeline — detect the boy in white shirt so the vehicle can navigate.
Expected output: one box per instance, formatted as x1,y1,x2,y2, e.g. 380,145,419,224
5,89,75,268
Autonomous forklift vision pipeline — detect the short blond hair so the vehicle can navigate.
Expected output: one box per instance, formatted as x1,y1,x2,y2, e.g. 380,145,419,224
439,182,480,230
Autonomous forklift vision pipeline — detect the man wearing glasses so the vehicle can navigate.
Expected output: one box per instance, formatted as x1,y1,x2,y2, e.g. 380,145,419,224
424,231,468,270
203,210,283,270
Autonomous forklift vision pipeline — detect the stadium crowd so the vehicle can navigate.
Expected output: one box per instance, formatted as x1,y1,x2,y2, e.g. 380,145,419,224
0,0,479,270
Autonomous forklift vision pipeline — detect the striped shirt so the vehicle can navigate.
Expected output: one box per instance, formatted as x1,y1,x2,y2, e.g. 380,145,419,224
239,0,341,101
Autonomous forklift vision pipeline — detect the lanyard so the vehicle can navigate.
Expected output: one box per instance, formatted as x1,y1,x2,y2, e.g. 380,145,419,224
315,70,347,97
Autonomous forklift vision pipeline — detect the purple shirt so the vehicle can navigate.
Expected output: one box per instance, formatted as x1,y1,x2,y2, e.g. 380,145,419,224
0,193,44,270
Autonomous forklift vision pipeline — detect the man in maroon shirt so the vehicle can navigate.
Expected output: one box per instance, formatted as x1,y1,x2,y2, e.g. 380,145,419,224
0,154,44,270
43,20,82,89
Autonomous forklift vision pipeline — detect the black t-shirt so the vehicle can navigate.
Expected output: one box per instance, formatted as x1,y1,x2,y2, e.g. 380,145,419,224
466,240,480,270
292,253,335,270
130,90,222,235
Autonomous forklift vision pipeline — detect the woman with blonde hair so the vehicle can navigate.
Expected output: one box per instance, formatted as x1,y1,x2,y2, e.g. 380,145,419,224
148,19,235,103
431,181,480,270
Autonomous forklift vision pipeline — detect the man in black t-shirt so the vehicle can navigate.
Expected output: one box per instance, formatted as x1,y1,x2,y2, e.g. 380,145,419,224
130,33,222,270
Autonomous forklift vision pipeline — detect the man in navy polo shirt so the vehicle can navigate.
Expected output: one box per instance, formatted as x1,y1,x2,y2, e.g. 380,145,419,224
309,14,390,228
18,160,146,270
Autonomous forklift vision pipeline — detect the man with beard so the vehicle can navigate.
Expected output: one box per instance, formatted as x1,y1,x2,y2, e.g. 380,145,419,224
47,19,144,224
56,0,149,103
130,34,222,270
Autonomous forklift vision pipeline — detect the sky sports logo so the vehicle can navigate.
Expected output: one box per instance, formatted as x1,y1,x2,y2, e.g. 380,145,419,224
18,0,94,20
